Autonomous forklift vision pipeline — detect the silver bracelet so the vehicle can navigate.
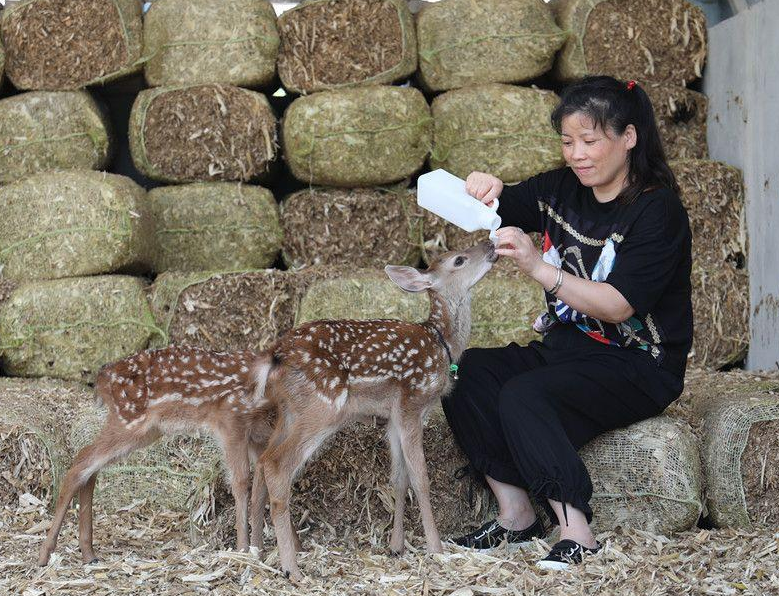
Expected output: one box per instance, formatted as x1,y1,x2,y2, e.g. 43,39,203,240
547,267,564,295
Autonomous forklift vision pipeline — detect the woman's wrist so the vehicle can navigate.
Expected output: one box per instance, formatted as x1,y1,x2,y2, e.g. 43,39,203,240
531,260,559,291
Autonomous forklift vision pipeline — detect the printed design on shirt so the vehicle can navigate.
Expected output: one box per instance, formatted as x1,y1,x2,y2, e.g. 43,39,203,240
537,200,624,246
540,226,662,359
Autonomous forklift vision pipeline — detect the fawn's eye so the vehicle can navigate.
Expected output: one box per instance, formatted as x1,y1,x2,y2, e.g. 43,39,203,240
454,256,465,267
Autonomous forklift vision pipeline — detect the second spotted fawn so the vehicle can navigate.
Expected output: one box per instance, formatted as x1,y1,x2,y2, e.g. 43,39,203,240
38,346,275,566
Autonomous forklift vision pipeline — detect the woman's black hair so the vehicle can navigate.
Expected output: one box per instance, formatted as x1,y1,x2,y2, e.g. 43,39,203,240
550,75,679,204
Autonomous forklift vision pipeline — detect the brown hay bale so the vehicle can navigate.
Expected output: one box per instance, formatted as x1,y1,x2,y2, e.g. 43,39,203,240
0,275,157,381
0,377,88,509
68,401,225,518
430,83,563,184
0,91,111,184
552,0,707,86
672,159,748,368
148,267,341,351
470,275,544,349
143,0,279,88
147,182,282,274
645,84,708,160
277,0,417,95
0,171,152,282
282,86,432,187
0,0,143,90
701,393,779,528
582,415,703,535
416,0,566,92
129,84,278,184
281,187,422,270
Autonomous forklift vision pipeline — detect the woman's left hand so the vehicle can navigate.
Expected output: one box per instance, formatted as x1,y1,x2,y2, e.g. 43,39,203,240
493,227,543,276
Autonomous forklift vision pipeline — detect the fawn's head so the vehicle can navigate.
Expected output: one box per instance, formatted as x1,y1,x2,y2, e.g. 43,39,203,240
384,241,497,297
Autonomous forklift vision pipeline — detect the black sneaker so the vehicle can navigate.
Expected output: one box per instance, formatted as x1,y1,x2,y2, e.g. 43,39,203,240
536,539,601,570
452,518,546,550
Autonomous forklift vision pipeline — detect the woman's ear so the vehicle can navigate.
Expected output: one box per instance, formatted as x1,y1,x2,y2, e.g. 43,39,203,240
624,124,638,150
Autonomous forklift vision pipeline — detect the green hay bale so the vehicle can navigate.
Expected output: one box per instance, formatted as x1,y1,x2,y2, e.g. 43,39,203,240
551,0,707,85
646,84,708,160
430,84,563,184
671,159,748,369
0,275,158,382
583,416,703,535
0,377,88,509
129,84,278,184
0,36,5,90
416,0,566,92
69,401,224,518
296,270,429,325
277,0,416,94
143,0,279,88
470,275,544,348
147,182,282,274
282,86,432,187
281,187,422,270
0,0,143,90
0,171,152,282
0,91,111,184
701,393,779,528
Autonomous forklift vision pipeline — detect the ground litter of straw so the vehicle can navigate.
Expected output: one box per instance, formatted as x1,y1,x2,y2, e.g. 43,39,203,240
2,501,777,596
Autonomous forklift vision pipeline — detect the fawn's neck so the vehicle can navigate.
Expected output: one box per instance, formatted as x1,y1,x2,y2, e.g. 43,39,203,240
426,290,472,363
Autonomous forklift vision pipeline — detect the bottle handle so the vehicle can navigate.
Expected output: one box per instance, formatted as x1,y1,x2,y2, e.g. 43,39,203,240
489,198,499,212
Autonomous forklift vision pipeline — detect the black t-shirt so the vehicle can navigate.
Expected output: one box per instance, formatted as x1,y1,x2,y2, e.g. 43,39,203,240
498,167,693,379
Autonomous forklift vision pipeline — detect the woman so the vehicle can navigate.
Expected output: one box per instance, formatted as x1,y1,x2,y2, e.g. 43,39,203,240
442,75,693,570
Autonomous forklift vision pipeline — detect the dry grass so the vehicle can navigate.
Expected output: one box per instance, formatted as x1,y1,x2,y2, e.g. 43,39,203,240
1,503,777,595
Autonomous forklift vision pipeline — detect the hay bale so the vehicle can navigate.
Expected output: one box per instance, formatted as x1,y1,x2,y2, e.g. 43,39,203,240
551,0,707,86
129,84,278,184
645,84,708,161
0,377,89,509
429,84,564,184
0,171,151,282
148,268,342,351
0,91,111,184
147,182,282,274
143,0,278,88
281,187,422,270
296,270,429,325
0,0,143,90
0,275,157,381
672,159,748,368
701,394,779,528
277,0,416,94
416,0,566,92
68,401,224,518
296,269,542,349
282,86,432,187
582,416,703,535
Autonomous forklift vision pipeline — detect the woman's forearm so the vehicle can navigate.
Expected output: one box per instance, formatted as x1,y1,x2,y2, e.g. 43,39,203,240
529,261,635,324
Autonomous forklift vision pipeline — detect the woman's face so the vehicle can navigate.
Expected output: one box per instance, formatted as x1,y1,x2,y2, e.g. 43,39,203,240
560,112,636,196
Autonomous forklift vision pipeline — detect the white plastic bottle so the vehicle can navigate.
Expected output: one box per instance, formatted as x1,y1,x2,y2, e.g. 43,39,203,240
417,169,501,242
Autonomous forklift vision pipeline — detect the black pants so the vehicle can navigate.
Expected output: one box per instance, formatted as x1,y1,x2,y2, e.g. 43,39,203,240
442,324,683,525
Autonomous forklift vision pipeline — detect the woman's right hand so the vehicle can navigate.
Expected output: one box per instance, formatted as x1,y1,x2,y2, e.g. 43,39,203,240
465,171,503,207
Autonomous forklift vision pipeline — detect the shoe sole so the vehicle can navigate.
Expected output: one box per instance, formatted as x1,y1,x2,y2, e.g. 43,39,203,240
535,559,572,571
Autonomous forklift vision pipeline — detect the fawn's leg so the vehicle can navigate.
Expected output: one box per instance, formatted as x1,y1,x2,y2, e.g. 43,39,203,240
397,411,442,554
249,442,268,550
39,425,157,566
219,434,251,552
77,474,98,563
263,421,333,580
387,423,410,555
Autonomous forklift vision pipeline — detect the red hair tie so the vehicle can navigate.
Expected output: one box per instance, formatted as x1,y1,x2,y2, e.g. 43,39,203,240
626,80,637,90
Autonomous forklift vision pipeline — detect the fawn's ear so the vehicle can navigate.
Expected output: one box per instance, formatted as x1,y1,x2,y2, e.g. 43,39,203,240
385,265,432,293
